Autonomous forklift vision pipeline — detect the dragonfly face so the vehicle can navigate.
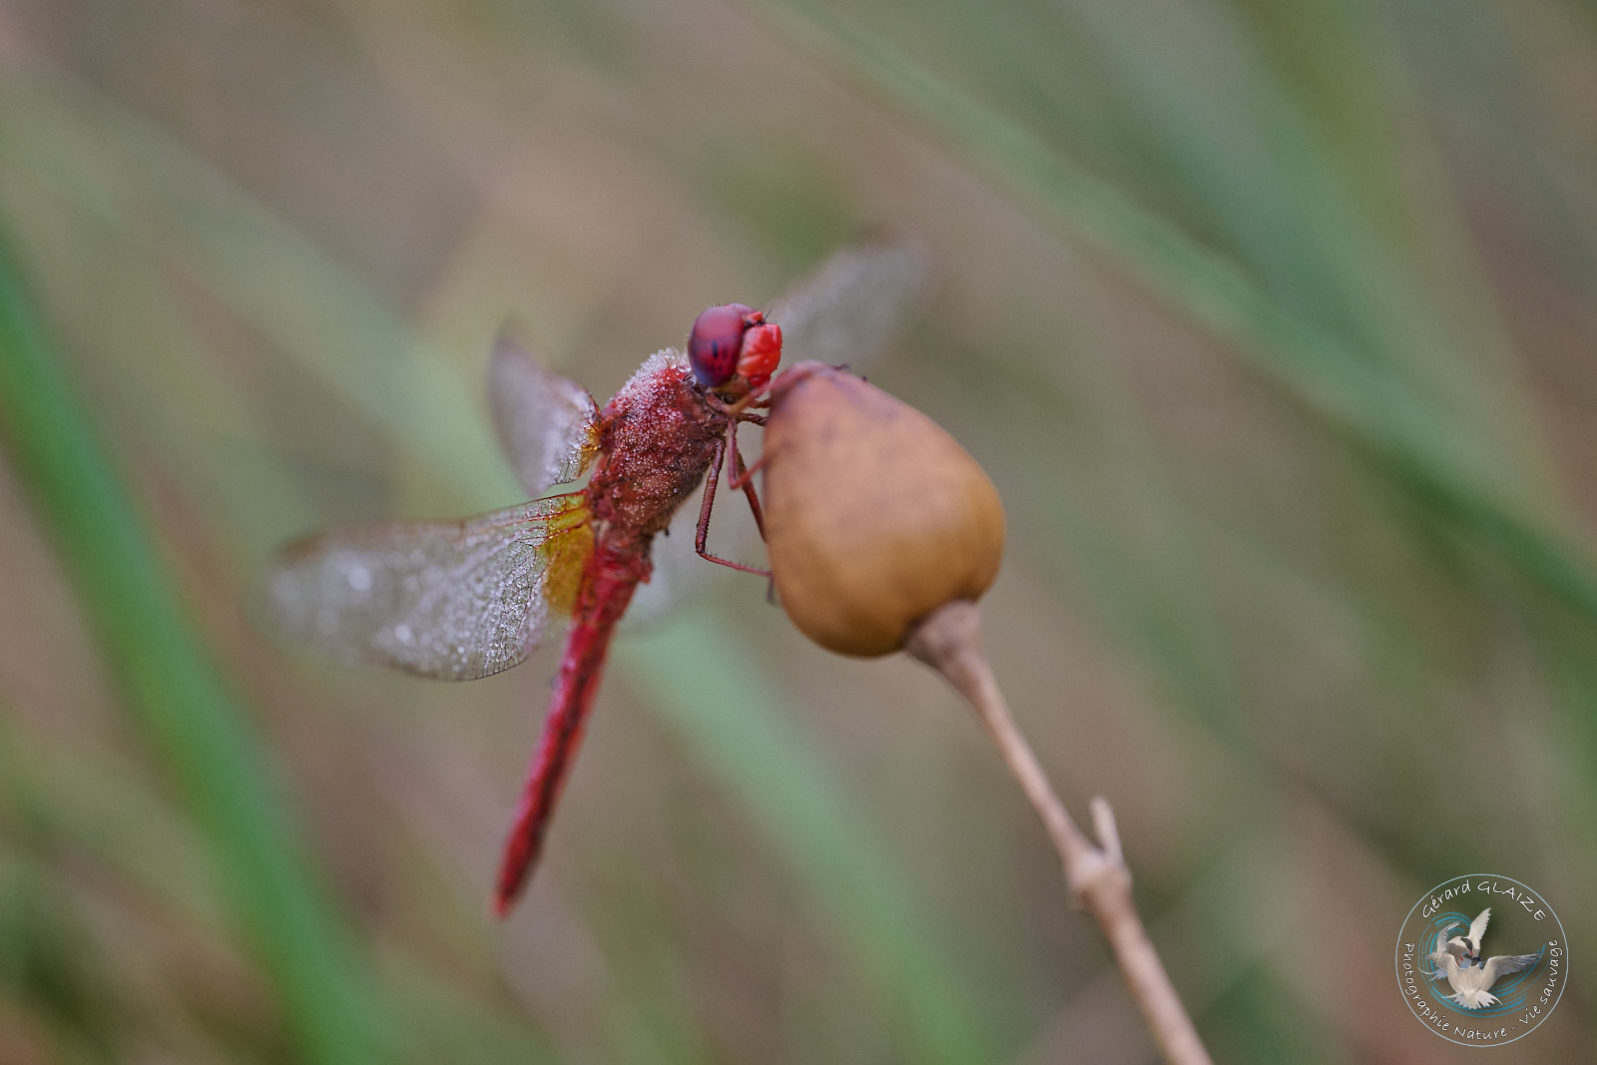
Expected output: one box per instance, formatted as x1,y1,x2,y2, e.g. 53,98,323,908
687,303,784,392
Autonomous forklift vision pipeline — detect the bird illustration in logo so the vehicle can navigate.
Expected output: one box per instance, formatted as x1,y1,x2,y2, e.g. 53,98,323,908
1427,907,1541,1009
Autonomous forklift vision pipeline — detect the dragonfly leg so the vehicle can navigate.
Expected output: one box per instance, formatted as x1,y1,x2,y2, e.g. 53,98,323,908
728,444,769,495
694,433,771,577
741,429,778,604
728,427,767,540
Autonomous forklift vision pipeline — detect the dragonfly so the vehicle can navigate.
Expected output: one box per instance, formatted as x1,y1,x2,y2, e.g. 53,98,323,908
267,241,925,915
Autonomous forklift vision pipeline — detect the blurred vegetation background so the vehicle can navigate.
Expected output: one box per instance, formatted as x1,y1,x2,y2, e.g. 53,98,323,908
2,1,1595,1062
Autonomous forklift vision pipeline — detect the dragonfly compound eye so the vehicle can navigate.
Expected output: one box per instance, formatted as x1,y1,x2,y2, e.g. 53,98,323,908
688,303,757,387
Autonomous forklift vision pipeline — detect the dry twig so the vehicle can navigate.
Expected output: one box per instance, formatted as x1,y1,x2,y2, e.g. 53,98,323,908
906,601,1213,1065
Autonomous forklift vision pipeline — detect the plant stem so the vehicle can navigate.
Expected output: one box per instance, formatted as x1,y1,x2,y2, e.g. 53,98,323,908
906,601,1213,1065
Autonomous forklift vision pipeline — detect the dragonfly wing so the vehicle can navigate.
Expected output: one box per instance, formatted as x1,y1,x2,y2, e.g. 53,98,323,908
266,494,592,680
768,238,930,369
489,334,602,497
625,497,701,629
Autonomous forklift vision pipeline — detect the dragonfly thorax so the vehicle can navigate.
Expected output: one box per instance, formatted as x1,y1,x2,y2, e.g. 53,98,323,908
588,354,728,541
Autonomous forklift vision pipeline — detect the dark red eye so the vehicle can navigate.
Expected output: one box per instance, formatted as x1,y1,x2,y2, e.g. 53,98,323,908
688,303,756,387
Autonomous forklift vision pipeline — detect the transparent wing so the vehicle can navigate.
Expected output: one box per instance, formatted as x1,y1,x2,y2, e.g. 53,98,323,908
489,334,602,497
767,237,930,368
266,494,592,680
626,495,709,628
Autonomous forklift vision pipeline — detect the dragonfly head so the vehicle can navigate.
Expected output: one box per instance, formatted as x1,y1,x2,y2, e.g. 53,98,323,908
688,303,783,394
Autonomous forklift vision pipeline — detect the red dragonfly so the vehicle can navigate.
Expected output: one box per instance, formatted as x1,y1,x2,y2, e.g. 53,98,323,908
267,242,924,915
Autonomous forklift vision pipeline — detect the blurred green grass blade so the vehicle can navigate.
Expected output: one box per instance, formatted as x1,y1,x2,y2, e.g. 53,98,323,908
750,0,1597,622
0,710,113,1064
621,613,1004,1065
0,233,395,1064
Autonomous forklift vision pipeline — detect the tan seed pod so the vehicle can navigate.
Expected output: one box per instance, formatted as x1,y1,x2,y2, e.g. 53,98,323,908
761,361,1005,657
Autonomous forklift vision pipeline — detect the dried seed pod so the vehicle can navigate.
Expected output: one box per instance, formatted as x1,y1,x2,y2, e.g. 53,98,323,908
762,361,1005,656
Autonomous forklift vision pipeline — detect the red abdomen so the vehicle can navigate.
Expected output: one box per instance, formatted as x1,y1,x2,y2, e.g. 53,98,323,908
493,547,643,914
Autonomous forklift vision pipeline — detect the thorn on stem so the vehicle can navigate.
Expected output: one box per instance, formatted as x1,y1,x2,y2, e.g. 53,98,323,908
1091,796,1125,870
